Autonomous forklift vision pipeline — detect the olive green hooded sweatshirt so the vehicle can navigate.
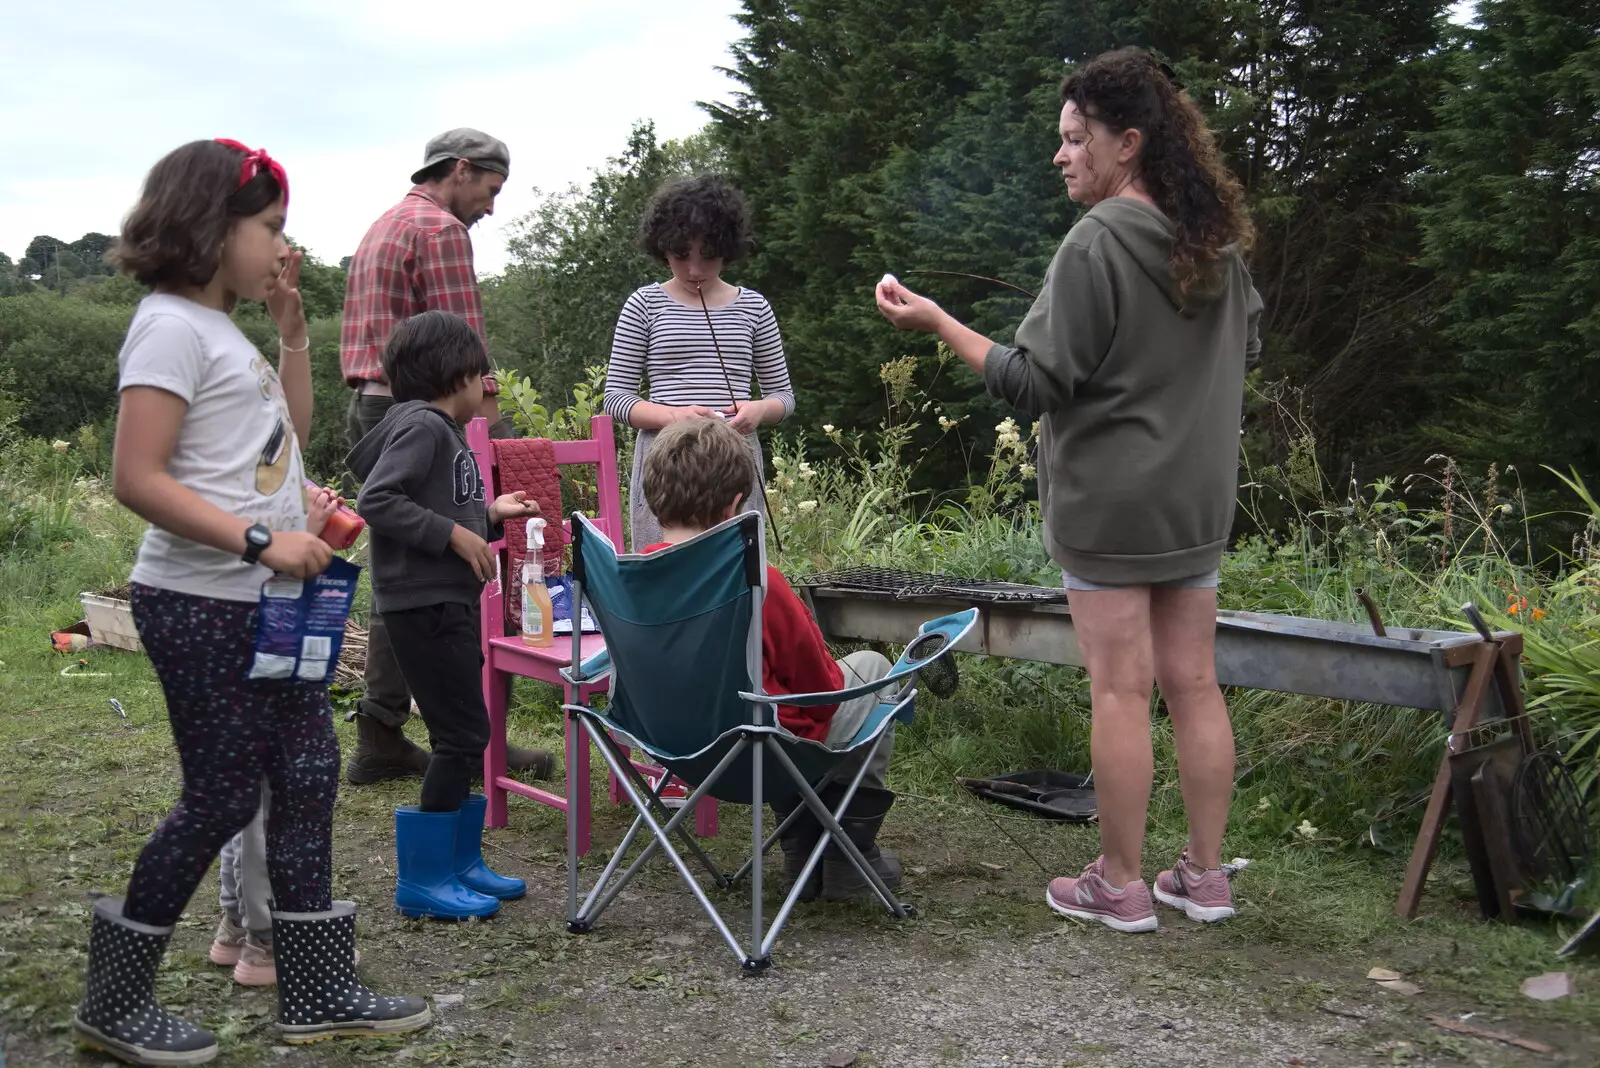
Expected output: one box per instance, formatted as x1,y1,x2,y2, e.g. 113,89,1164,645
983,198,1262,585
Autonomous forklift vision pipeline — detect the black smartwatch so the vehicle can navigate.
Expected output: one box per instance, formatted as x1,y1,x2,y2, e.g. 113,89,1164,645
242,523,272,565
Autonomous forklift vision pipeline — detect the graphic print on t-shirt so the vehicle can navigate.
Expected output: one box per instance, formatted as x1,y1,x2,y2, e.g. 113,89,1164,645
249,354,298,505
120,296,310,602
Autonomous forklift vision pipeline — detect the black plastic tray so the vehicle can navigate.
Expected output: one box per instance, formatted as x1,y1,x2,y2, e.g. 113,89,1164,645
959,769,1097,822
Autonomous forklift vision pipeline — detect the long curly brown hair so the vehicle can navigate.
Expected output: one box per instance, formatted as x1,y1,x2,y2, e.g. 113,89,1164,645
1061,48,1254,298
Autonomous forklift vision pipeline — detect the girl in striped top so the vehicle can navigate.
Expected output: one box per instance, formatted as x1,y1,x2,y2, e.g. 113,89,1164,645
604,175,795,549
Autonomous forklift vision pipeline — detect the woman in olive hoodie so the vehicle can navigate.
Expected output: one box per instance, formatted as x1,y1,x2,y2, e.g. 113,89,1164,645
876,47,1261,933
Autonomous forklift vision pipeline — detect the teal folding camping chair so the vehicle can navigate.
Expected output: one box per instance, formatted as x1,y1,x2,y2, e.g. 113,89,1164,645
557,510,978,971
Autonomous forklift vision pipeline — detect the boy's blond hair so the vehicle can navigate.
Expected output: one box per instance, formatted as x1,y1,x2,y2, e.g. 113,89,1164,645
642,418,752,532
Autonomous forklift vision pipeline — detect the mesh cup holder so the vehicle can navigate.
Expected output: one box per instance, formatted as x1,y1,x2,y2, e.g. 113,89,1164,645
904,631,958,698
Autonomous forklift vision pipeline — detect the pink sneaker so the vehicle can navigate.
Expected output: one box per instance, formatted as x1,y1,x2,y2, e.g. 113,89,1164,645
1045,857,1158,933
231,934,276,986
208,914,245,967
1153,850,1236,922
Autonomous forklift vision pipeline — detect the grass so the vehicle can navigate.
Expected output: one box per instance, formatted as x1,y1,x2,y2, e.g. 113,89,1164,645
2,377,1599,1063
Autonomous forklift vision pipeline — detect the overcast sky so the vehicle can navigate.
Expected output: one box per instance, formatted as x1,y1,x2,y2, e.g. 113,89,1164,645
0,0,745,276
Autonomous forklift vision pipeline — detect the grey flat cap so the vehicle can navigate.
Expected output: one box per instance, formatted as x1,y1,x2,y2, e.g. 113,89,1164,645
411,128,510,184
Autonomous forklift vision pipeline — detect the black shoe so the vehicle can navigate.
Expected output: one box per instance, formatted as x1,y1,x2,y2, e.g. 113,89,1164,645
346,715,432,785
820,786,903,902
502,745,554,780
73,896,218,1066
771,799,823,901
274,901,431,1043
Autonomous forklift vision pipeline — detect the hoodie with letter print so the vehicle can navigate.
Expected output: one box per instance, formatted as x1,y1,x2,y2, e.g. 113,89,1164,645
347,401,502,613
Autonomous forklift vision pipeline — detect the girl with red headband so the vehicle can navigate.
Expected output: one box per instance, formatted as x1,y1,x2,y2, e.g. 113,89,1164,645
72,140,430,1066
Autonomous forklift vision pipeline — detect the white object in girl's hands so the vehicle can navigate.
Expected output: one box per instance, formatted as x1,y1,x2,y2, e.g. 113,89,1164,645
879,273,907,305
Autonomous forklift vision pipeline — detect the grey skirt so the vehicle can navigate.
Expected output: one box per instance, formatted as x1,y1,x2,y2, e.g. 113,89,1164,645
629,427,767,551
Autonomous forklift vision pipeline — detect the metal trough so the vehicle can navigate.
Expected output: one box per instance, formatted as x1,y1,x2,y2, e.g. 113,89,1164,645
802,588,1513,718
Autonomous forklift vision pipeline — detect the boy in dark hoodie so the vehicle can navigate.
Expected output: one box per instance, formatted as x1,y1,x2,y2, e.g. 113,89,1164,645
347,310,543,921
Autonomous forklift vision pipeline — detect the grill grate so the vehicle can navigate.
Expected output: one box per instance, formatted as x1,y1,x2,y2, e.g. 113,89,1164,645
796,565,1069,604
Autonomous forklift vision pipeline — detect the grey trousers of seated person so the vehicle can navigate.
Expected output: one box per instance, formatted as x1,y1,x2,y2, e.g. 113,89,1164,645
345,390,515,728
819,650,897,792
218,780,272,938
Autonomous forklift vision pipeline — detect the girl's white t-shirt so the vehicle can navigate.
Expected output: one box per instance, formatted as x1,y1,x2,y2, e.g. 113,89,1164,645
119,293,308,603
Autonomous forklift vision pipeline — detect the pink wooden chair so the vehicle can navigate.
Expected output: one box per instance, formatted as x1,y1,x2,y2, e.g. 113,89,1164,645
468,414,718,855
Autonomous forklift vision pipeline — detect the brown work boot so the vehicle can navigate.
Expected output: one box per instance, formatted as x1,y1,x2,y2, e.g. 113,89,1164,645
345,715,432,785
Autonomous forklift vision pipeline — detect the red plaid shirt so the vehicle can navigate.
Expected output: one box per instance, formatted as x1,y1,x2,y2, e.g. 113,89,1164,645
340,186,497,393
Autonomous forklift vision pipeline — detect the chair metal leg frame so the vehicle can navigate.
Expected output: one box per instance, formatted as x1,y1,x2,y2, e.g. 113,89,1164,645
598,730,730,886
565,707,581,930
576,732,743,924
568,715,759,964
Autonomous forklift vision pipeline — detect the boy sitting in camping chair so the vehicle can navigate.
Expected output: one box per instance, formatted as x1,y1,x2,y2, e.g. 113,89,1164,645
640,418,900,901
559,416,975,968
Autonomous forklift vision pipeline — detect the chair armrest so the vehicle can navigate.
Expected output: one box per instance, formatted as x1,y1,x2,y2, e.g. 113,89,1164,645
738,607,979,708
560,647,612,685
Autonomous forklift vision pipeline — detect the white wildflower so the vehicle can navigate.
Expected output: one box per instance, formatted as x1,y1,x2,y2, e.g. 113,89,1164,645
797,462,816,480
51,440,70,453
797,500,818,513
1020,463,1036,479
822,424,836,434
1295,819,1318,840
938,416,957,432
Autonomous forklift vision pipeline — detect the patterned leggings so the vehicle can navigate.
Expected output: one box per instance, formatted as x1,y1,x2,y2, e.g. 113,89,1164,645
122,584,341,928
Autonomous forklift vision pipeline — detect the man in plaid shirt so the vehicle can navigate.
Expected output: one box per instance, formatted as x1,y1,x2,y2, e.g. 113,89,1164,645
340,128,552,785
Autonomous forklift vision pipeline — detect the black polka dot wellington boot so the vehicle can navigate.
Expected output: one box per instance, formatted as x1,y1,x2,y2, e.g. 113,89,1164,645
72,895,219,1065
273,900,431,1044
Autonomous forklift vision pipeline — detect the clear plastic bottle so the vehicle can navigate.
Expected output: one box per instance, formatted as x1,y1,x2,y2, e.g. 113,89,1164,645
521,518,554,648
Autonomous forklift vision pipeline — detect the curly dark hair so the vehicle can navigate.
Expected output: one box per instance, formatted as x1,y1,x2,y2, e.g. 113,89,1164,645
1061,47,1254,299
111,140,284,290
637,175,753,265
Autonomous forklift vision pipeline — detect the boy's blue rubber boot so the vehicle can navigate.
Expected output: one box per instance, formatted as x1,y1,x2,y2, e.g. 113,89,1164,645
454,794,527,900
394,807,500,920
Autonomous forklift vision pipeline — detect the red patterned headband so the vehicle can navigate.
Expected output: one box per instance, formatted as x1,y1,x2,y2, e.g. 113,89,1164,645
213,138,289,209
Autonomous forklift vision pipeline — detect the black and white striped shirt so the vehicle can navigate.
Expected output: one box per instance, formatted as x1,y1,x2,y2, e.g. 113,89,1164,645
603,283,796,427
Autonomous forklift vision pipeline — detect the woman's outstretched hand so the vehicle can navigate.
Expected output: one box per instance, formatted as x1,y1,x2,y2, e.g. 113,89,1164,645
875,277,946,334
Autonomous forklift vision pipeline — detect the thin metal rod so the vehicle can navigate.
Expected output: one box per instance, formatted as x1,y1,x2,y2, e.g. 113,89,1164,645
1355,587,1387,638
577,811,649,919
565,705,582,922
901,269,1037,300
751,736,765,959
695,283,784,554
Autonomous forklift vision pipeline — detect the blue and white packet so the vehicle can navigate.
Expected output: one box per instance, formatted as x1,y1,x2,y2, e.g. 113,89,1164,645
548,573,599,635
249,556,362,681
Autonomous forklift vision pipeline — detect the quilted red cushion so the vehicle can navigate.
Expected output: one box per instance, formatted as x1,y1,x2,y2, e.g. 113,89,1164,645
495,437,567,627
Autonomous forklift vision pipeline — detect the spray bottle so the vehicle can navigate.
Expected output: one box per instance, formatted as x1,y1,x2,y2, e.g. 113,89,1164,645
521,518,554,648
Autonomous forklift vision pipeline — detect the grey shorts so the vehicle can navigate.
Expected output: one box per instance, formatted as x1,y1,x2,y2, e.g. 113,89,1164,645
1062,569,1219,592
